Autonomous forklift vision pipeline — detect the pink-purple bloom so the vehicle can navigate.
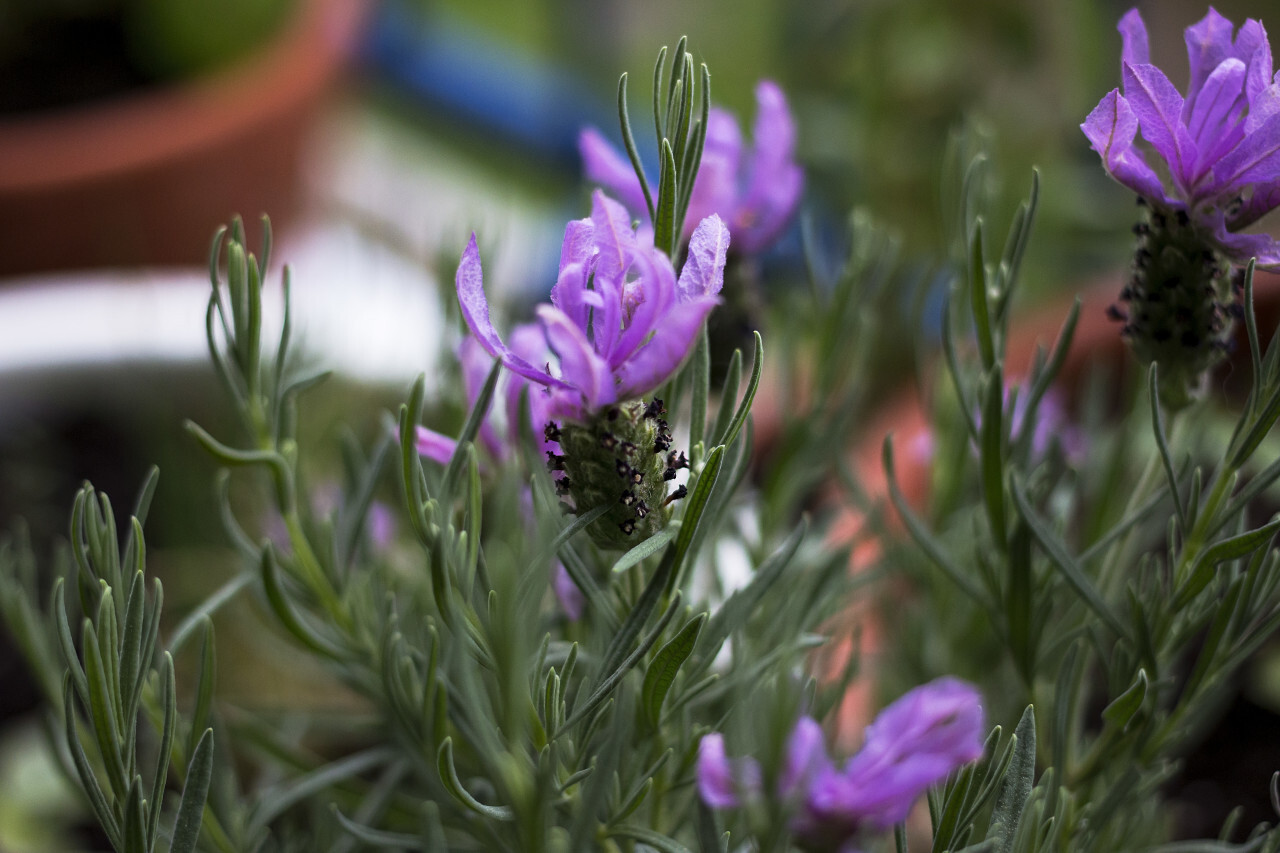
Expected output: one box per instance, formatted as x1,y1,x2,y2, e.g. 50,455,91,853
1082,8,1280,268
415,331,555,465
457,190,729,422
697,677,985,851
580,81,802,255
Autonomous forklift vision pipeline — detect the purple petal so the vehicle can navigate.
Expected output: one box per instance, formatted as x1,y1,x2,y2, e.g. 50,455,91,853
591,190,638,285
1230,181,1280,230
614,295,719,400
1118,8,1149,67
1187,58,1248,186
1240,22,1272,102
1214,221,1280,269
589,272,624,361
608,245,678,369
1185,8,1238,104
696,734,762,809
734,80,804,252
1080,90,1168,201
1123,62,1198,190
550,260,596,332
1214,111,1280,187
415,426,457,465
456,235,574,392
678,214,730,301
779,716,829,800
1187,59,1246,148
579,128,650,217
537,305,615,411
831,677,985,829
559,217,595,276
1246,82,1280,135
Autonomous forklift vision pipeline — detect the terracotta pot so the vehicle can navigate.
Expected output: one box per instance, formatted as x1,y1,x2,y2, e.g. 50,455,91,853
0,0,364,277
827,268,1280,742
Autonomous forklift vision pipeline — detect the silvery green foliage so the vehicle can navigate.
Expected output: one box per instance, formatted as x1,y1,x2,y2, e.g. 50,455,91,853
7,29,1280,853
882,140,1280,852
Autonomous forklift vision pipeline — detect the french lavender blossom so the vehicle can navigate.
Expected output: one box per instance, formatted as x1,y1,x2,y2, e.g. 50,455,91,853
580,80,803,255
1082,8,1280,406
457,189,730,548
697,677,985,852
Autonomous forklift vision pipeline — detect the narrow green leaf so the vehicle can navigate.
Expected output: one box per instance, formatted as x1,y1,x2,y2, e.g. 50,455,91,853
1230,381,1280,470
1244,260,1262,416
441,361,502,503
713,332,763,451
436,739,514,821
642,613,705,725
399,377,428,543
149,654,176,848
123,776,148,853
121,468,159,574
1102,668,1148,731
168,729,214,853
189,620,216,760
669,445,726,593
697,798,724,853
1011,477,1130,640
696,520,806,675
710,349,743,448
690,325,711,455
655,139,679,257
979,367,1007,549
884,438,988,606
53,581,89,707
166,571,253,656
675,63,711,236
617,73,656,221
260,549,344,660
652,45,668,140
599,548,675,679
1149,365,1187,531
332,806,423,848
119,569,146,718
969,220,995,369
989,706,1035,853
83,620,129,796
1028,298,1081,407
1007,521,1033,682
611,524,679,575
1176,516,1280,608
64,677,122,851
252,748,390,832
608,825,694,853
560,592,683,736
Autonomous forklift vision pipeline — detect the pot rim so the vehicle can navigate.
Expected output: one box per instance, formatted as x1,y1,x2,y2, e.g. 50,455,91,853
0,0,364,191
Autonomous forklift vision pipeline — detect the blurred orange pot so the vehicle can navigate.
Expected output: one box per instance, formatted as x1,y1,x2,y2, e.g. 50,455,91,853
0,0,363,277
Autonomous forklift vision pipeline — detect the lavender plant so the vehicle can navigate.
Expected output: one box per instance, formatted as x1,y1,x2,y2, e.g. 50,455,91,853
4,10,1280,853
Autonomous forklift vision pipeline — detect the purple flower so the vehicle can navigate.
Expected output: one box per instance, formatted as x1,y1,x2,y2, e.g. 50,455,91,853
581,80,802,255
1081,8,1280,268
697,678,985,851
457,190,729,422
416,330,556,465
